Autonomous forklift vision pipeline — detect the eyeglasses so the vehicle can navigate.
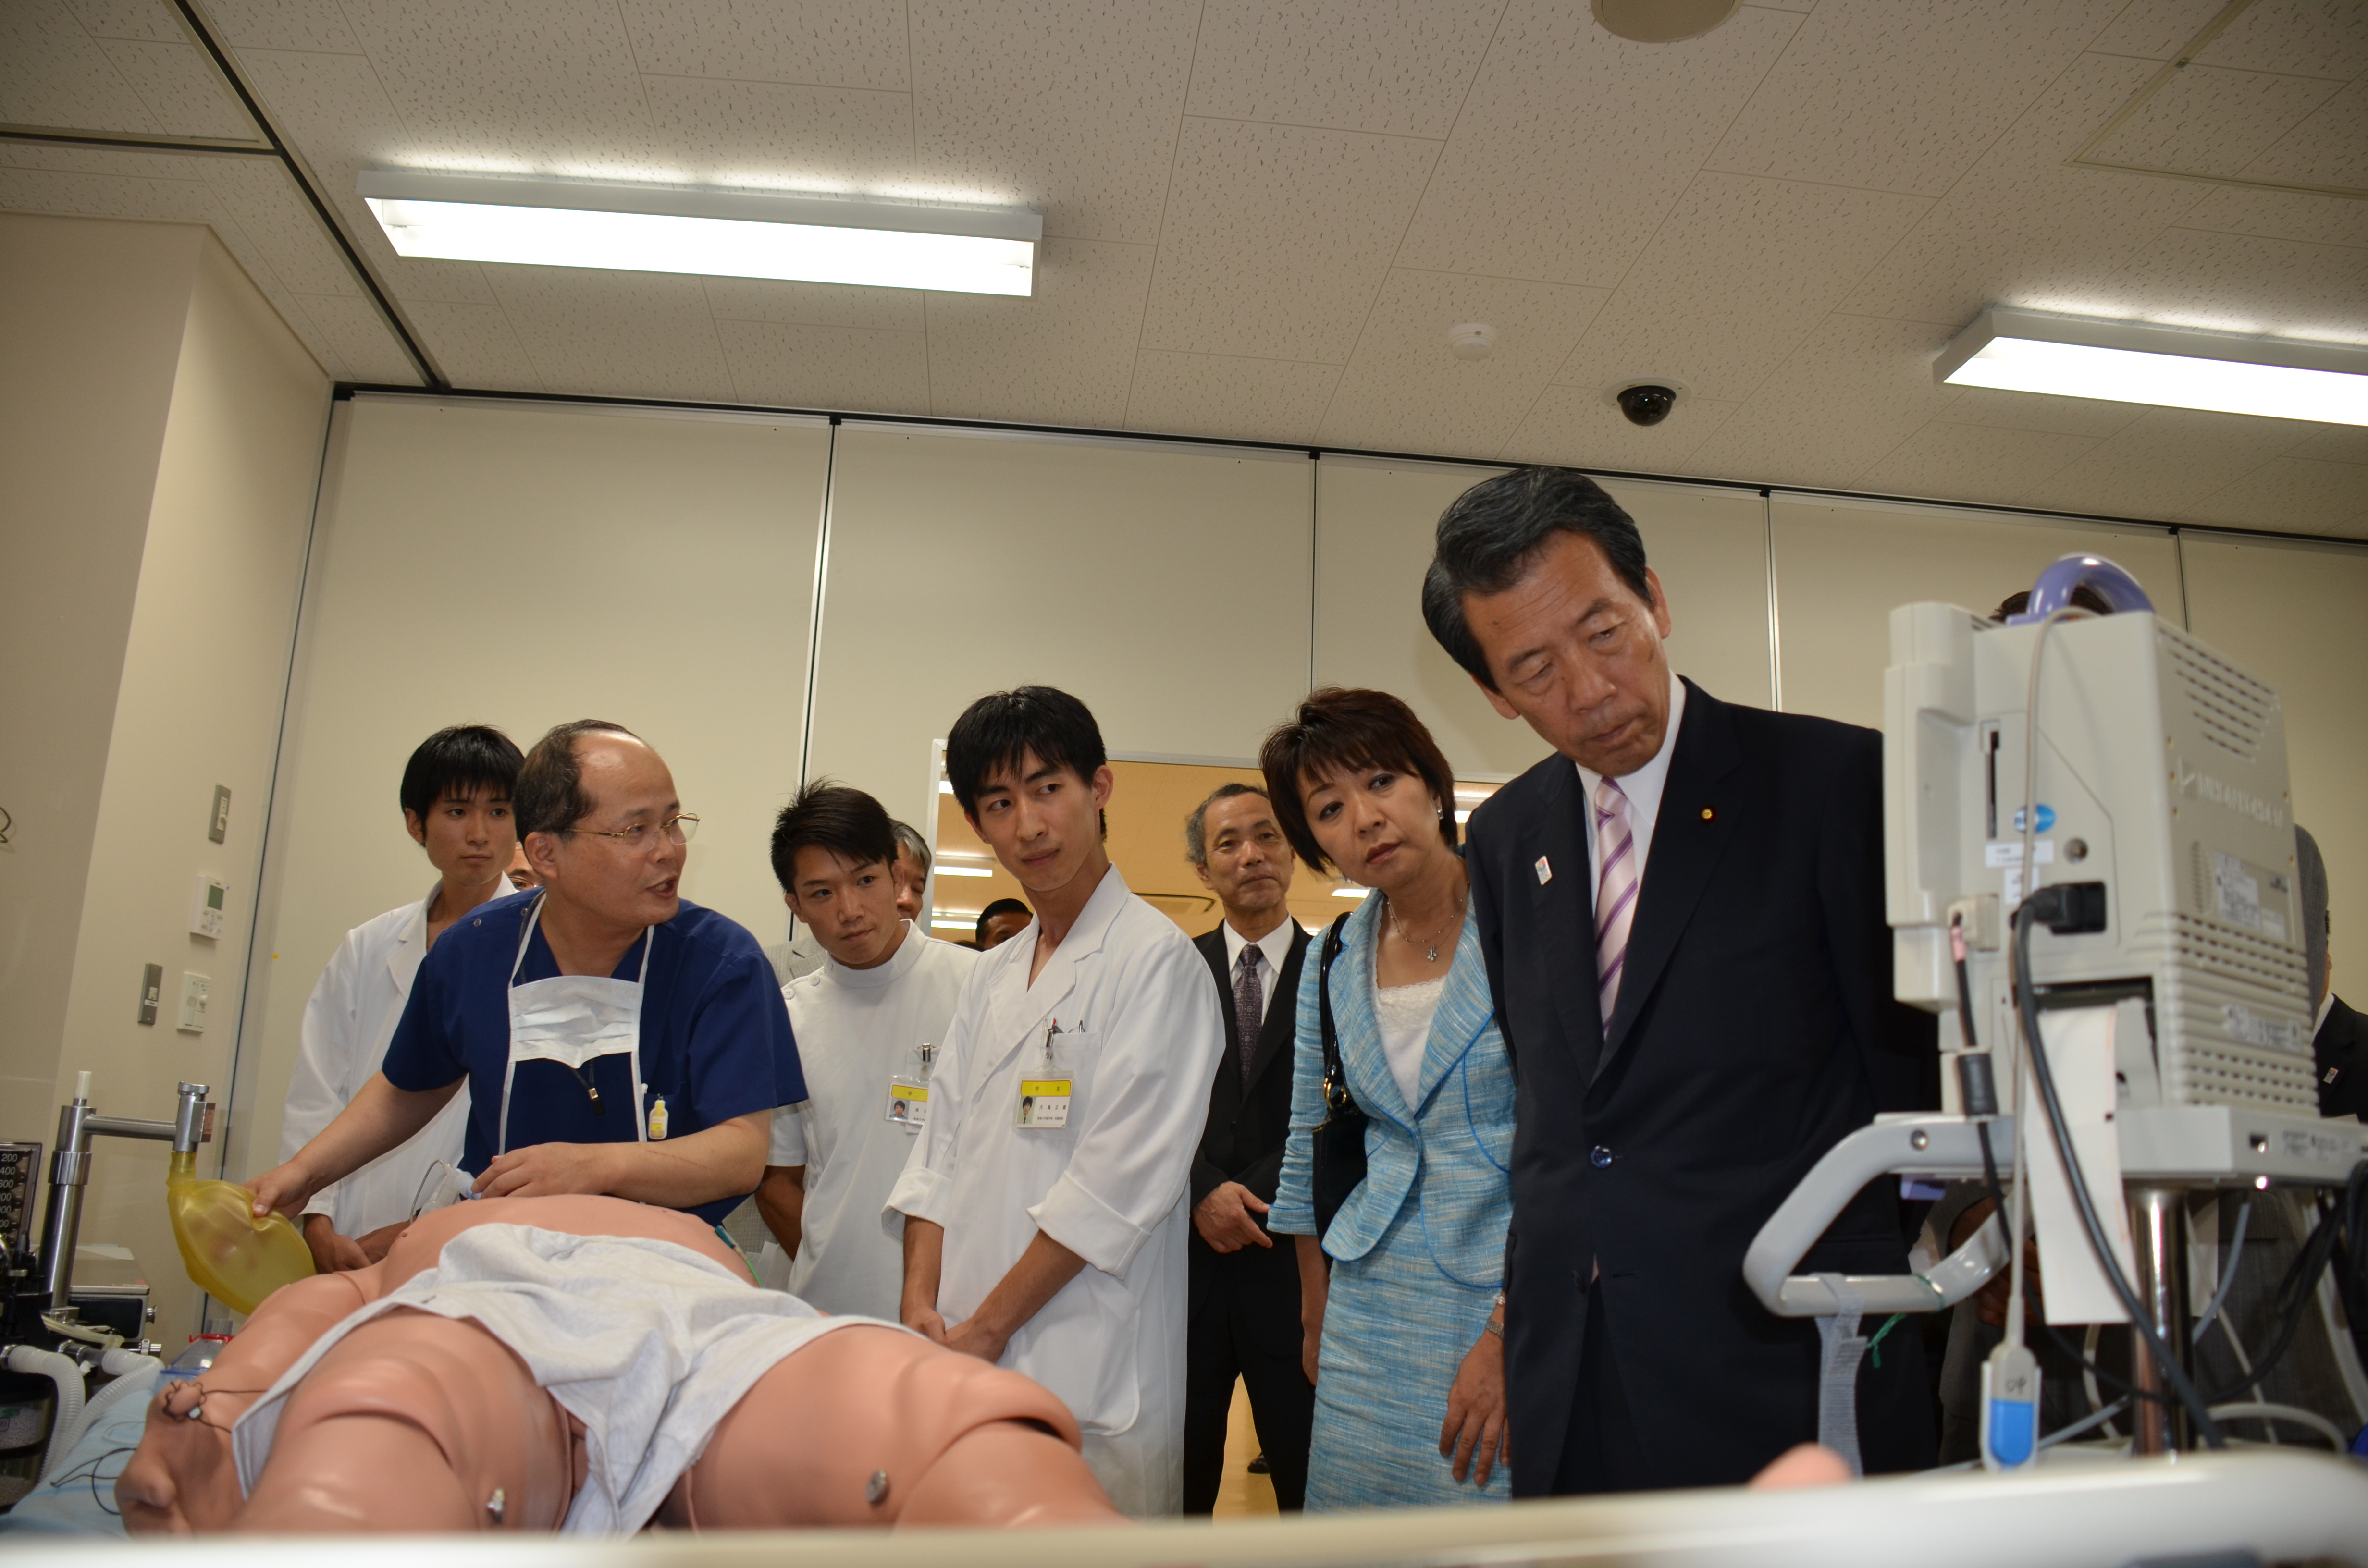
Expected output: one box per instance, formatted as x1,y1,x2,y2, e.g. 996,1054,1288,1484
571,812,700,848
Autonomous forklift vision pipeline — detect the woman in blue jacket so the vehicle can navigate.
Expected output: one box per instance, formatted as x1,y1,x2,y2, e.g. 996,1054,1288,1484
1262,688,1515,1509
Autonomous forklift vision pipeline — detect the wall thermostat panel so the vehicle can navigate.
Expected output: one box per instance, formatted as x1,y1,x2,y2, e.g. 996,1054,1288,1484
177,973,210,1033
191,875,228,940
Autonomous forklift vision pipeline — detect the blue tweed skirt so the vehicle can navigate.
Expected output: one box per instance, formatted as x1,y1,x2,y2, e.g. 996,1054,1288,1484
1306,1202,1514,1509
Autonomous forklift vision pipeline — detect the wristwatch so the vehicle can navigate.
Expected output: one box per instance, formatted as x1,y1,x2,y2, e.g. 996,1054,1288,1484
1485,1289,1506,1337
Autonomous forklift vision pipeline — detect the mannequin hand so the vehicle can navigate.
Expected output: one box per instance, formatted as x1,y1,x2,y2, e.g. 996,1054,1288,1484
1193,1183,1273,1252
356,1221,410,1263
1439,1324,1509,1486
247,1161,319,1221
903,1302,949,1344
299,1215,369,1273
944,1317,1010,1366
473,1141,616,1199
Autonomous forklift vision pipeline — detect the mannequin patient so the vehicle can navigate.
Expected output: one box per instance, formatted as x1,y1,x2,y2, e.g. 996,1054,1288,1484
118,1195,1122,1533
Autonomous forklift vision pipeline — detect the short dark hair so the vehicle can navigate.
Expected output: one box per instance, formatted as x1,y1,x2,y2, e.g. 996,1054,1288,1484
976,898,1032,943
890,820,932,878
1423,467,1653,690
514,719,642,838
1259,688,1457,875
398,725,524,822
1184,782,1270,867
945,686,1108,820
771,780,898,894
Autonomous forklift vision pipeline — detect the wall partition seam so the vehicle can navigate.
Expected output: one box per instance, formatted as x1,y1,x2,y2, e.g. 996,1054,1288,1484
219,393,345,1188
795,418,840,790
1308,452,1321,696
2173,527,2192,631
1762,488,1783,713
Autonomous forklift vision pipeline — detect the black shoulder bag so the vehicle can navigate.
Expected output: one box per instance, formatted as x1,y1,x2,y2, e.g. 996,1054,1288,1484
1310,911,1366,1239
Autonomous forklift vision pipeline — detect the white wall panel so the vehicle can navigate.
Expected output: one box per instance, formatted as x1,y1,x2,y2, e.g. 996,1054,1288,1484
1771,497,2183,731
1312,458,1770,779
807,426,1314,829
2182,532,2368,987
240,397,829,1175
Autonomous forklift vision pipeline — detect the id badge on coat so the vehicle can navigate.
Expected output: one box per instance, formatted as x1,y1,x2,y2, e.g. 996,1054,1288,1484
887,1040,935,1129
1015,1021,1073,1130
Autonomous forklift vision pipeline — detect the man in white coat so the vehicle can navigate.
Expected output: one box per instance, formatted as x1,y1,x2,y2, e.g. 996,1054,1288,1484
279,724,524,1272
888,687,1224,1517
754,781,974,1315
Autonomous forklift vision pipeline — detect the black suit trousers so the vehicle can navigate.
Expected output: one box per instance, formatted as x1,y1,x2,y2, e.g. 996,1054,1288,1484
1182,1226,1312,1512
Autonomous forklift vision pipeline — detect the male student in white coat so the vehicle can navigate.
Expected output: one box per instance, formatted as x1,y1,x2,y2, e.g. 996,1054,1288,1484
887,686,1226,1517
279,724,523,1272
752,781,974,1314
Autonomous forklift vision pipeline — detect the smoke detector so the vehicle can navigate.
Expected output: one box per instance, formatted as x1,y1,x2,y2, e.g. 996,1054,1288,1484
1448,323,1496,361
1592,0,1742,44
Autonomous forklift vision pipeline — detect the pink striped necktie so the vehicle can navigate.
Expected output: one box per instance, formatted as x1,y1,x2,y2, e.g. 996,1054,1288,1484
1592,776,1639,1025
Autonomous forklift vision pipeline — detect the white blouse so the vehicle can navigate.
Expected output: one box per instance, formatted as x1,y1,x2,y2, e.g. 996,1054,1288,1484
1372,974,1445,1111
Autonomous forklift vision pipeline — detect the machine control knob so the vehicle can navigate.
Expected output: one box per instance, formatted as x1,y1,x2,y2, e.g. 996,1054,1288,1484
1590,1146,1614,1168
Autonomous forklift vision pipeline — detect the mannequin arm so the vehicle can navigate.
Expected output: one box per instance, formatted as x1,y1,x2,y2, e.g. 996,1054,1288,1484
249,1073,460,1218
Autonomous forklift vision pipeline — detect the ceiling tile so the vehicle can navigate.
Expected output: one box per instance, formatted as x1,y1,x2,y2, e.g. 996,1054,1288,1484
1853,421,2101,508
401,298,543,390
2086,0,2229,61
1124,350,1340,444
2093,223,2368,338
2240,74,2367,192
1562,173,1928,404
923,236,1154,428
197,154,356,295
97,38,259,139
2194,0,2368,78
66,0,183,42
716,318,931,414
2180,183,2368,248
907,0,1200,244
639,75,913,190
2086,64,2339,178
1393,1,1799,288
2284,424,2368,464
1139,118,1435,363
0,138,204,177
0,0,157,131
702,276,923,331
2179,453,2368,532
1839,52,2214,326
1316,269,1608,457
199,0,362,52
336,0,660,178
1183,0,1503,139
1499,384,1741,474
0,161,217,223
2021,406,2319,518
1930,386,2146,439
1707,0,2125,197
286,291,418,382
619,0,910,92
1686,314,1962,486
485,265,736,401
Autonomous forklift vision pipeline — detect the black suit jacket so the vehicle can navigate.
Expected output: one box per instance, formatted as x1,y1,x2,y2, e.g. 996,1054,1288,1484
2318,994,2367,1121
1190,921,1313,1210
1466,679,1937,1493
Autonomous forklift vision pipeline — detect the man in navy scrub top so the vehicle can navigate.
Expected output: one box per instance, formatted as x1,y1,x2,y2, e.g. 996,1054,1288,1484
251,720,802,1238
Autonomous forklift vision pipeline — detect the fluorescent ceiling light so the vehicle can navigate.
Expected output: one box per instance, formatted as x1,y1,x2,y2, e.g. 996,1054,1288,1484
358,170,1039,296
1332,886,1370,899
934,865,993,878
929,917,976,931
1936,308,2368,426
938,781,956,795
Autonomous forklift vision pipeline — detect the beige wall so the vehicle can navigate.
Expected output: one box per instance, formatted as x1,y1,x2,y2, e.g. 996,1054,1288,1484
1769,496,2185,731
807,426,1316,829
1312,458,1770,779
0,215,330,1339
0,215,200,1141
230,398,832,1189
2182,531,2368,987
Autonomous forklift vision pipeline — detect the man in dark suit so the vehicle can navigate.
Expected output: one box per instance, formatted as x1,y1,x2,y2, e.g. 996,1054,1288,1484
2299,827,2366,1121
1180,783,1316,1512
1421,467,1937,1496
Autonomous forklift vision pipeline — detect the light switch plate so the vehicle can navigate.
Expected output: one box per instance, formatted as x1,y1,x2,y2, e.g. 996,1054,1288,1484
190,874,227,940
176,973,210,1033
209,786,231,845
137,963,163,1026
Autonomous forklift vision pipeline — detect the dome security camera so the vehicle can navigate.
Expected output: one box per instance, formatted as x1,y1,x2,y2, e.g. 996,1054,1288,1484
1615,384,1678,426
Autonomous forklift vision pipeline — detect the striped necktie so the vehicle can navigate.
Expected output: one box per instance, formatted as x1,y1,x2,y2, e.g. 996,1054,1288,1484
1592,777,1639,1027
1233,945,1264,1082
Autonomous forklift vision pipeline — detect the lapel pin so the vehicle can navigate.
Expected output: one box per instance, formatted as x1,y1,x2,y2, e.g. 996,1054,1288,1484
1700,807,1715,821
1535,856,1553,885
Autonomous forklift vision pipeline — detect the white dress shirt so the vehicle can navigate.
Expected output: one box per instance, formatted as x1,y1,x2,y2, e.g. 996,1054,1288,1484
1575,669,1688,894
1218,917,1297,1026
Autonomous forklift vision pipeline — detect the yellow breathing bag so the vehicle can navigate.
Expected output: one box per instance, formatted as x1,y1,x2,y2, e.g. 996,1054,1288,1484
165,1150,314,1315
